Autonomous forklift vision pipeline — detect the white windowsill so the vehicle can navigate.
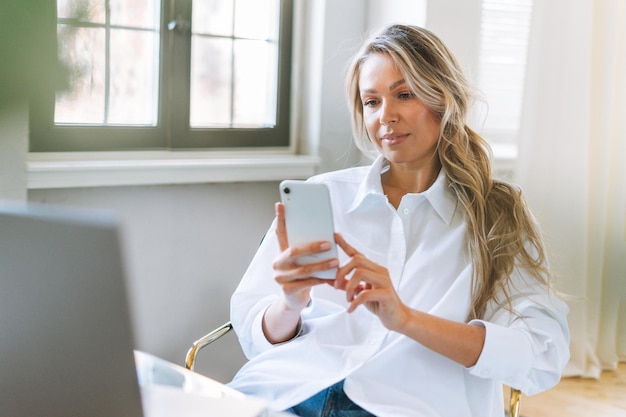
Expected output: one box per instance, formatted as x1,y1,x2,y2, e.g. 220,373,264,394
27,151,320,189
26,144,517,190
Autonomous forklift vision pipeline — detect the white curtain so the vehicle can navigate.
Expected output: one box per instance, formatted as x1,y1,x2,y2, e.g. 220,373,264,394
516,0,626,378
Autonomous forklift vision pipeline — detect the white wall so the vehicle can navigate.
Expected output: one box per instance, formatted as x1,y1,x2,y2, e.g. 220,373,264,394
29,182,280,381
426,0,482,79
365,0,481,84
367,0,427,29
0,103,28,201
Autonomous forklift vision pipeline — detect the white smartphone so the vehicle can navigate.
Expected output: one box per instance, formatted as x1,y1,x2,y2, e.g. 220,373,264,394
279,180,338,279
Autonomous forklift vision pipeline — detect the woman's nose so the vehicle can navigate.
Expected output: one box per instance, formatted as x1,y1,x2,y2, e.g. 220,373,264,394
379,102,398,125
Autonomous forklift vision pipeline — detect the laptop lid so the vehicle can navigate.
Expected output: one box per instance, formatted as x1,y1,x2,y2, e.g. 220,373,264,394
0,201,144,417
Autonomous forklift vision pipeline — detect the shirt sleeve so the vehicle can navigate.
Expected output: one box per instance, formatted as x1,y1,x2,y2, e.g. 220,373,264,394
229,217,345,359
467,267,570,395
229,220,284,359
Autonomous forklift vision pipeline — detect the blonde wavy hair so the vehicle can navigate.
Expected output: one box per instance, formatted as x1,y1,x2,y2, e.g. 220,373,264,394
346,24,551,320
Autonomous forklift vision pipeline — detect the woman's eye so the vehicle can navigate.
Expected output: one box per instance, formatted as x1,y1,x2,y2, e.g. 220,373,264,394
363,99,378,107
398,92,413,100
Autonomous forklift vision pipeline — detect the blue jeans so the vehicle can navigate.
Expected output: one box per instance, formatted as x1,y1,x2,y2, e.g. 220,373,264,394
283,380,376,417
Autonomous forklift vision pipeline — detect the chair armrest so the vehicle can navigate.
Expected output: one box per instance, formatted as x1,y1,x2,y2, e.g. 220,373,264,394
185,321,234,371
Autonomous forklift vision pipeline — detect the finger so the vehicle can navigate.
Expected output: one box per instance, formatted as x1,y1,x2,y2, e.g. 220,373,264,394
344,269,372,302
346,287,376,313
287,240,335,259
279,276,331,291
275,202,289,251
334,233,359,257
337,252,389,281
334,253,374,289
346,281,370,305
273,241,336,273
333,233,360,289
274,257,339,283
334,254,362,290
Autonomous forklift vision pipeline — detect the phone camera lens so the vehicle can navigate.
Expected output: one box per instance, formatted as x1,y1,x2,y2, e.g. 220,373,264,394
283,187,290,194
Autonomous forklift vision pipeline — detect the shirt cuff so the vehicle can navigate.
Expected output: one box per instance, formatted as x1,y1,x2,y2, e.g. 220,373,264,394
249,305,305,352
249,307,275,352
467,320,534,383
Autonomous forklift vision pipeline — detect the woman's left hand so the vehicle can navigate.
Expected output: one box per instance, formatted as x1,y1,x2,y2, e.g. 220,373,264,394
333,233,410,331
333,233,486,367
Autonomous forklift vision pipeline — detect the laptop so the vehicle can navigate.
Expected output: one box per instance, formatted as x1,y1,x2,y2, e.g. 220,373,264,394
0,201,272,417
0,201,144,417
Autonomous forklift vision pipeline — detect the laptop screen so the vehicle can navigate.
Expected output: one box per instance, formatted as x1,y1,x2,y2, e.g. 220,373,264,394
0,202,144,417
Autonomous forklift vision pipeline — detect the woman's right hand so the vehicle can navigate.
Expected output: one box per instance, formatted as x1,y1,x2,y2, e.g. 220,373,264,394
261,202,338,343
272,202,338,311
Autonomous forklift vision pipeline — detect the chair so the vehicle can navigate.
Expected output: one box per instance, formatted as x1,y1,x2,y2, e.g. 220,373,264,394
185,322,522,417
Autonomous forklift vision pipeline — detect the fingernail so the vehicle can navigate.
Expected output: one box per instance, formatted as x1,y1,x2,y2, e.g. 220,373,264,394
328,259,339,268
320,242,331,251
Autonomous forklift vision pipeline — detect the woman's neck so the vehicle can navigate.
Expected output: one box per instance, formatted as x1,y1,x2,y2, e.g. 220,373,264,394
382,163,441,209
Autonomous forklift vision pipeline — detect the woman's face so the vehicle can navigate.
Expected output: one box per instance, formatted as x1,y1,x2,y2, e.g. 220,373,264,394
358,53,441,170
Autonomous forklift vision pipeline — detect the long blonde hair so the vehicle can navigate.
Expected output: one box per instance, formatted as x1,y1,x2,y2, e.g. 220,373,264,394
346,24,550,320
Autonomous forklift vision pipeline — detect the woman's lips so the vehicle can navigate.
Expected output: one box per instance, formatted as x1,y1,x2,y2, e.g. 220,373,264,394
381,133,409,146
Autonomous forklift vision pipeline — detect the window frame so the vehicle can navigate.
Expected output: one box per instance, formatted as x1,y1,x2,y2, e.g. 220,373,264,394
29,0,293,152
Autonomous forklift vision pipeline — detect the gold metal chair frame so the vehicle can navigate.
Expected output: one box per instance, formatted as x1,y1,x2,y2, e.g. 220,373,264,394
185,321,522,417
185,321,234,371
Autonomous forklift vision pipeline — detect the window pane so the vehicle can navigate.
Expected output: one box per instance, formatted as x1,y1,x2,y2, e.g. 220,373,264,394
57,0,105,23
189,0,282,130
55,0,161,126
233,40,277,127
55,26,106,124
234,0,279,40
109,29,160,125
190,37,233,127
192,0,233,36
110,0,160,30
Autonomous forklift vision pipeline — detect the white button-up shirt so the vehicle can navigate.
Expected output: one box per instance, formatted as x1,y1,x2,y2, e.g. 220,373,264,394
228,156,570,417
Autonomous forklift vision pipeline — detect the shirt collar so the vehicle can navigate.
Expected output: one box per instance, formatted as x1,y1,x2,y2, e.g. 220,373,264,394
421,169,458,225
347,156,387,213
348,155,458,225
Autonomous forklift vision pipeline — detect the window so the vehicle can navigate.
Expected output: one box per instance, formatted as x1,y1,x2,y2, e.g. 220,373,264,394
30,0,293,152
477,0,533,145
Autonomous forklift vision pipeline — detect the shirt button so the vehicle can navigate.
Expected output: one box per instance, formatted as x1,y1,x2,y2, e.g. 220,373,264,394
402,208,409,215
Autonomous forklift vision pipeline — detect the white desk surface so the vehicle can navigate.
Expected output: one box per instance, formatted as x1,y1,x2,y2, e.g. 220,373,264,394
135,351,292,417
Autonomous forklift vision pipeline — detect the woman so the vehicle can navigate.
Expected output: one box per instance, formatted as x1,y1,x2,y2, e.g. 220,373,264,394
227,24,569,417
